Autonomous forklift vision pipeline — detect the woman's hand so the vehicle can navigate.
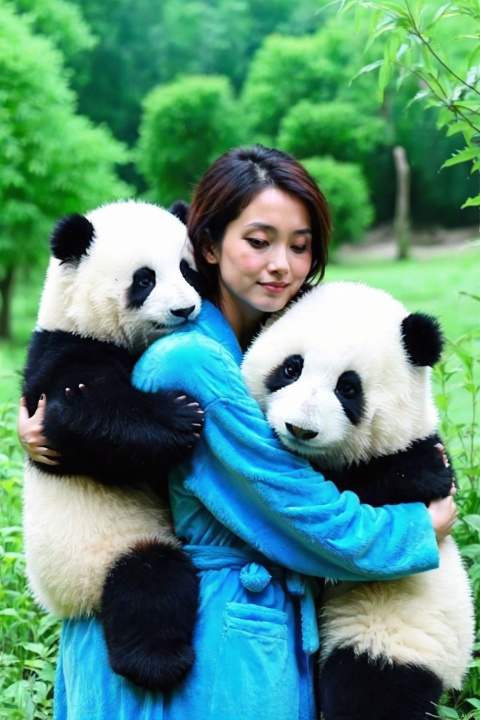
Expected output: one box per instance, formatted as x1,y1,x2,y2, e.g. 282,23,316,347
18,395,61,465
427,493,458,543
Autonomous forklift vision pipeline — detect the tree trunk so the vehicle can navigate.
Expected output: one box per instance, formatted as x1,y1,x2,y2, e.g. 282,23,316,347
0,268,14,340
393,145,411,261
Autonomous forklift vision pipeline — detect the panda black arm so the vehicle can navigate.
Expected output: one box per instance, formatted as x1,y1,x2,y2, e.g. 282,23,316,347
23,330,202,486
330,434,455,507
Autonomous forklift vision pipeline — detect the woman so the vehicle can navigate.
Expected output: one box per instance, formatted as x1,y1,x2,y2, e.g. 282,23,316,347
20,145,456,720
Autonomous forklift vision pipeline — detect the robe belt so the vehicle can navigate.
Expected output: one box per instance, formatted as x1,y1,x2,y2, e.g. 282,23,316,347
183,544,319,655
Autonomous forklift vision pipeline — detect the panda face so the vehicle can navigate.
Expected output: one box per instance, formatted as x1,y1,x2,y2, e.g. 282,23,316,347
38,201,201,353
242,282,440,471
257,345,369,467
267,357,364,427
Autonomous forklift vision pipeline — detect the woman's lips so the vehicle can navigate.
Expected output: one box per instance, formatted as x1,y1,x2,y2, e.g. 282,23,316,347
259,282,289,294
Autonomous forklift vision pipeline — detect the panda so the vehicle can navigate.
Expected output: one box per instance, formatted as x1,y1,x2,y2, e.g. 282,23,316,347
241,281,475,720
22,200,203,691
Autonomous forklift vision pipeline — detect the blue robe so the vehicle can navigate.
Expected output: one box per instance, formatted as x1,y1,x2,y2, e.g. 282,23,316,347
54,301,439,720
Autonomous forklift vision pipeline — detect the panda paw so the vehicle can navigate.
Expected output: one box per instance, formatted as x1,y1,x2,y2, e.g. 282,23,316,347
64,383,88,400
162,390,205,453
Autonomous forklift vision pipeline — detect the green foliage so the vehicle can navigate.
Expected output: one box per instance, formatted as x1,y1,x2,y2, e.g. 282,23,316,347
136,75,240,205
12,0,95,60
68,0,328,146
277,99,390,219
0,2,132,338
341,0,480,209
302,156,374,245
278,100,387,164
0,403,61,719
0,3,131,266
393,101,480,226
434,302,480,717
240,33,341,142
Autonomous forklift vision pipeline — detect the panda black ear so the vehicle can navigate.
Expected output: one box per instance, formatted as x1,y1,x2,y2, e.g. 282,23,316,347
168,200,189,225
50,214,95,264
401,313,444,367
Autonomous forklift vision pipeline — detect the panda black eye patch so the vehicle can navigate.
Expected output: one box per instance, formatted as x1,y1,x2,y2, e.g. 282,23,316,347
334,370,364,425
180,259,203,294
128,267,156,308
266,354,304,393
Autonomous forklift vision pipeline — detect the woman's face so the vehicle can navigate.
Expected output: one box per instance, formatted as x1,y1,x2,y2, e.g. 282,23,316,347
204,187,312,338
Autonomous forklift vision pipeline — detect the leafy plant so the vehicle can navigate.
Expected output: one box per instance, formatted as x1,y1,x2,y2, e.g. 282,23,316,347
0,403,61,719
302,155,374,245
136,74,240,205
339,0,480,210
434,292,480,719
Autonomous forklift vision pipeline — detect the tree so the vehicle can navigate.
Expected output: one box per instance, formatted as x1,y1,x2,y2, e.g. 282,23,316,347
62,0,329,149
278,99,387,168
0,3,131,339
243,10,477,230
135,75,240,206
240,34,340,143
302,157,374,247
341,0,480,211
12,0,95,60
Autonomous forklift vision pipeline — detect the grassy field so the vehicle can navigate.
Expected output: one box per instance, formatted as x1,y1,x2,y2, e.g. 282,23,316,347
0,241,479,719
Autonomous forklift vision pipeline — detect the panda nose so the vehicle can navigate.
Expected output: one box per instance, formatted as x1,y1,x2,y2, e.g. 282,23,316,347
285,423,318,441
171,305,195,319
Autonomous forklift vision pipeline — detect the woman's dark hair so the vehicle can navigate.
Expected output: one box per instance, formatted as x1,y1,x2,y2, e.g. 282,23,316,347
187,145,331,304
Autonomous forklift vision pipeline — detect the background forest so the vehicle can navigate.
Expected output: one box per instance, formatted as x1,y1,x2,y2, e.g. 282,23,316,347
1,0,479,341
0,0,479,718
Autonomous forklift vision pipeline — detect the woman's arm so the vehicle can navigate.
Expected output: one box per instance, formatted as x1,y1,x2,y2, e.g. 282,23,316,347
134,332,451,582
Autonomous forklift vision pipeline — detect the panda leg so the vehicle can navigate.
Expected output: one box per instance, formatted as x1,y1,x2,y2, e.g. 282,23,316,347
100,541,199,691
319,647,443,720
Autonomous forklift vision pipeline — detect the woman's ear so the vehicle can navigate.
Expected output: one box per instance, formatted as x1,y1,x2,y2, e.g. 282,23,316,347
202,232,219,265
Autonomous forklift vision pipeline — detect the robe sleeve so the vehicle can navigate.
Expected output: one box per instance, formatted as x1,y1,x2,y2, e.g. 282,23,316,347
133,331,440,581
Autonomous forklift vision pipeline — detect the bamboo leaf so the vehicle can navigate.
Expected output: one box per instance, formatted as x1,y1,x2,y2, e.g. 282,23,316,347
461,194,480,207
442,146,480,167
445,120,475,137
353,59,384,79
464,515,480,533
432,2,454,24
467,43,480,69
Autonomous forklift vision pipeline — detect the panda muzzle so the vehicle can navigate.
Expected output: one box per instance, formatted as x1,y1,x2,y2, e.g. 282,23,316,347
285,423,318,441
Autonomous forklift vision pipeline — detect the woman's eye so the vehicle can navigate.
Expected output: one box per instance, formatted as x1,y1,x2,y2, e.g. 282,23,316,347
291,245,308,254
246,238,268,248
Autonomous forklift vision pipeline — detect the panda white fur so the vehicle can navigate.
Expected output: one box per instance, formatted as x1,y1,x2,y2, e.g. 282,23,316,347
22,200,203,691
242,281,475,720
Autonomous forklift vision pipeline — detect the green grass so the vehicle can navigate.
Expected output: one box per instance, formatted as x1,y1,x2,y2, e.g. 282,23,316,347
0,266,44,404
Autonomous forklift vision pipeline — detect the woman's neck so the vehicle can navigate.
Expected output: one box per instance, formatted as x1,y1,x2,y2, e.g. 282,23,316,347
217,294,264,352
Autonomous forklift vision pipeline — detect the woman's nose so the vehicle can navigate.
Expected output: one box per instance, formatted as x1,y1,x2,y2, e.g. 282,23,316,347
267,248,289,275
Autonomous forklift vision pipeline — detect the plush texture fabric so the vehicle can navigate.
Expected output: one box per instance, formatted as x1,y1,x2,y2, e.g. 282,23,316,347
54,300,440,720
